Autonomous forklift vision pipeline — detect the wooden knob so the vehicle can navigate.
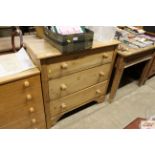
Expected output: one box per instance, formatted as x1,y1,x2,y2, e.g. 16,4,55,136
96,89,102,94
29,107,35,113
99,71,105,76
26,94,32,101
31,118,37,124
61,63,68,69
24,81,30,87
60,84,67,90
61,103,67,109
48,69,52,74
102,53,108,59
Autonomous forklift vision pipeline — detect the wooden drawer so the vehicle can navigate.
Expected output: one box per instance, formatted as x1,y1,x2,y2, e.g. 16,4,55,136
0,75,43,113
47,50,114,79
0,75,46,128
50,81,107,117
49,63,111,100
0,111,46,129
0,101,44,127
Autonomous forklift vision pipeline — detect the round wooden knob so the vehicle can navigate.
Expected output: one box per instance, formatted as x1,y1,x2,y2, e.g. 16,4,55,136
26,94,32,101
96,89,102,94
99,71,105,76
61,63,68,69
24,81,30,87
60,84,67,90
61,103,67,109
29,107,35,113
102,53,108,59
31,118,37,124
48,69,52,74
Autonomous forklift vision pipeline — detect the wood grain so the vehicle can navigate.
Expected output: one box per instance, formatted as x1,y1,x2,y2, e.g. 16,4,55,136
0,68,46,129
47,50,113,79
50,81,107,117
49,63,111,100
24,35,119,127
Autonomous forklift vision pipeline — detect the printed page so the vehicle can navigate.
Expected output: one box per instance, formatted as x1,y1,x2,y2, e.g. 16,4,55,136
0,48,35,77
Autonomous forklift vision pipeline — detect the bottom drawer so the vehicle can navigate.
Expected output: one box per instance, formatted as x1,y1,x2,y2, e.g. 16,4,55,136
50,81,107,117
0,111,46,129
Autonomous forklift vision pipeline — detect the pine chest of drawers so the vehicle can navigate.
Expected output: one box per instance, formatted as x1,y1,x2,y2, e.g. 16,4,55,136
24,35,119,128
0,68,46,129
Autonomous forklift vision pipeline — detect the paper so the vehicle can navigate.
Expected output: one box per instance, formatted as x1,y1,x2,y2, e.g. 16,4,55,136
140,120,155,129
56,26,84,35
86,26,116,41
0,47,35,77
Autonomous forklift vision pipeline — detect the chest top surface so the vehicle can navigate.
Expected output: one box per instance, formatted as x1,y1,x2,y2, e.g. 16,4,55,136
0,68,40,85
23,35,120,60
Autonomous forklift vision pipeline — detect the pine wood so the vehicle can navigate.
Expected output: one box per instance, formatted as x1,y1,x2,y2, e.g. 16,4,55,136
147,53,155,78
50,81,107,117
109,45,155,103
0,112,45,129
24,35,119,128
0,68,46,128
24,35,120,59
47,50,113,79
49,64,111,100
109,57,125,103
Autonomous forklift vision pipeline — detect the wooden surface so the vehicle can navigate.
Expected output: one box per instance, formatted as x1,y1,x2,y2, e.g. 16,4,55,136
47,50,113,79
147,53,155,77
24,35,120,59
0,68,46,129
49,63,111,100
117,44,155,57
24,35,119,128
109,45,155,103
50,81,107,117
0,68,40,85
0,36,20,53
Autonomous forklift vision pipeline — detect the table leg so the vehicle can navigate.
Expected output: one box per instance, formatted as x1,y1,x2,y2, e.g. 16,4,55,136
109,56,125,103
138,56,154,86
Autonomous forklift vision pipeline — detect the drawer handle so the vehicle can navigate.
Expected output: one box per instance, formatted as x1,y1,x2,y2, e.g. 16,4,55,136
31,118,37,124
26,94,32,101
29,107,35,113
60,84,67,90
48,69,52,74
61,63,68,69
99,71,105,76
24,81,30,87
96,89,102,94
61,103,67,109
102,53,108,59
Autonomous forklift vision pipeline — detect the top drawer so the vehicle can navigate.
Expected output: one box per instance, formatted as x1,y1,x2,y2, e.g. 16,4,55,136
47,50,114,79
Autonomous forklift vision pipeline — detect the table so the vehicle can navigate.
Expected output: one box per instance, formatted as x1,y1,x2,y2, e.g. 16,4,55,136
109,44,155,103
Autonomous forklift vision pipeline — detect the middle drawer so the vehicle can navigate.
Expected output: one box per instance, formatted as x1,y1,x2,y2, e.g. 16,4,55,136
49,63,111,100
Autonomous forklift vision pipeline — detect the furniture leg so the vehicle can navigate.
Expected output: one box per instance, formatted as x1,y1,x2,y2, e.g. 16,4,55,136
138,56,154,86
108,56,125,103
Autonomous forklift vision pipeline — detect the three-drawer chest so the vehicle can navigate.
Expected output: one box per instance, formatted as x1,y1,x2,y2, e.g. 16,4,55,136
0,68,46,129
24,35,119,128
